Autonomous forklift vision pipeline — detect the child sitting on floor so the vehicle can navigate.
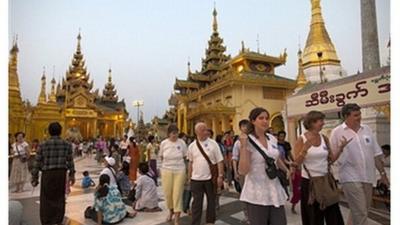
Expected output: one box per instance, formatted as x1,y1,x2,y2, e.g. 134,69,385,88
81,171,96,189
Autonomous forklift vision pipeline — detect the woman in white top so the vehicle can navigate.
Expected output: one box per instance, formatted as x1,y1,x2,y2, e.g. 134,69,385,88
293,111,349,225
239,107,290,225
159,124,188,225
10,132,31,193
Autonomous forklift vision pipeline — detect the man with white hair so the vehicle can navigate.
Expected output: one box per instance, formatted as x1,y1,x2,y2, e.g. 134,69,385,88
187,122,224,225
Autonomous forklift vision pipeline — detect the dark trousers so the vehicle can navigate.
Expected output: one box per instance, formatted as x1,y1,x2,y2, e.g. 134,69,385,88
246,202,286,225
190,179,216,225
40,169,67,225
301,178,344,225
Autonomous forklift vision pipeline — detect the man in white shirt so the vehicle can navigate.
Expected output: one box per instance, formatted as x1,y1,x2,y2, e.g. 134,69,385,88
119,135,129,162
330,103,389,225
100,156,117,186
187,122,224,225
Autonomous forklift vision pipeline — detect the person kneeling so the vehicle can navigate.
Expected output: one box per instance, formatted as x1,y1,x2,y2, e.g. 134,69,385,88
133,163,161,212
88,174,136,225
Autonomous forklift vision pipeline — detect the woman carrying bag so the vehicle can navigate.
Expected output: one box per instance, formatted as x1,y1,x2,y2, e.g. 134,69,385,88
238,107,290,225
293,111,351,225
10,132,31,193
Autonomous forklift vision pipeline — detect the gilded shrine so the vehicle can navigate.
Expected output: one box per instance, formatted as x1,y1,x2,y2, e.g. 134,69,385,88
8,33,128,141
171,7,296,136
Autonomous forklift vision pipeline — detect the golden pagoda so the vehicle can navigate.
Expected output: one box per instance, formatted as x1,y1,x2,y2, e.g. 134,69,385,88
295,48,308,92
8,37,27,136
172,7,296,136
302,0,344,83
10,33,129,141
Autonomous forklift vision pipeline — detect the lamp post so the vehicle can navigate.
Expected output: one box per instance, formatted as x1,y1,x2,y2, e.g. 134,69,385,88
132,100,144,124
317,51,324,83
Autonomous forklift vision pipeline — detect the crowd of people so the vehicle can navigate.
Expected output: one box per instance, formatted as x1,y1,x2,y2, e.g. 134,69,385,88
8,103,391,225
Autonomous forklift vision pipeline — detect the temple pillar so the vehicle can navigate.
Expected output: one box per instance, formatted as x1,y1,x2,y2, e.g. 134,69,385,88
221,117,228,133
211,117,217,138
287,117,298,149
361,0,380,71
183,106,188,134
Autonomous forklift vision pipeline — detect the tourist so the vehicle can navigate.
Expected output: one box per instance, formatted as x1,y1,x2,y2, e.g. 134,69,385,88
95,136,106,164
232,119,251,224
187,122,224,225
31,139,40,154
159,124,188,224
223,131,234,187
100,156,118,186
81,171,96,189
117,161,132,197
31,122,75,225
214,134,226,210
133,162,161,212
111,144,121,170
147,135,158,180
330,103,389,225
292,111,346,225
119,135,129,162
127,136,140,182
238,107,290,225
90,174,136,224
10,131,31,193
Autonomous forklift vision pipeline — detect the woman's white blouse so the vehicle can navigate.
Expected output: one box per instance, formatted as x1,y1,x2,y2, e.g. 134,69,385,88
239,134,288,207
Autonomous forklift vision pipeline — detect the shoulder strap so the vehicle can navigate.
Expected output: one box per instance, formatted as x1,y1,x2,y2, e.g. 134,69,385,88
107,166,118,180
247,135,274,162
196,139,213,165
322,134,333,171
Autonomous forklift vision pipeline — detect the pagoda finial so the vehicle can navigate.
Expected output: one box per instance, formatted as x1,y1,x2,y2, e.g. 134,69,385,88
77,29,82,53
108,67,112,83
212,3,218,32
187,58,191,74
256,34,260,53
241,40,245,53
38,67,47,104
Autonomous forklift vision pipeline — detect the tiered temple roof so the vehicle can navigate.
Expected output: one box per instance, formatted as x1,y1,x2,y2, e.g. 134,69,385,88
101,68,119,103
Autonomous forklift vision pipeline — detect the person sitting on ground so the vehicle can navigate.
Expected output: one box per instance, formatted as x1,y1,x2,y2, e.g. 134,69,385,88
117,161,132,197
100,156,118,186
90,174,136,224
133,162,161,212
81,171,96,189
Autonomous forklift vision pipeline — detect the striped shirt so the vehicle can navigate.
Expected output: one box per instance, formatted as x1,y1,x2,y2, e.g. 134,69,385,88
31,136,75,179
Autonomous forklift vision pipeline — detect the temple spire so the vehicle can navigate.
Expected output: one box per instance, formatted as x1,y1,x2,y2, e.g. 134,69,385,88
296,49,307,90
101,68,118,103
49,76,57,103
201,6,230,76
302,0,340,68
38,67,47,104
212,4,218,33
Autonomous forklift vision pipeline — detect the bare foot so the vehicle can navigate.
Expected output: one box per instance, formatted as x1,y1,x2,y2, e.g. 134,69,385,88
166,212,173,222
127,211,137,218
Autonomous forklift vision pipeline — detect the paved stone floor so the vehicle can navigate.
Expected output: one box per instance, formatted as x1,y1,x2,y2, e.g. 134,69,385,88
9,157,390,225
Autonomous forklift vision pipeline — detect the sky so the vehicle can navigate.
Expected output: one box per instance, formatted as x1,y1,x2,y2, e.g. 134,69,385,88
8,0,390,123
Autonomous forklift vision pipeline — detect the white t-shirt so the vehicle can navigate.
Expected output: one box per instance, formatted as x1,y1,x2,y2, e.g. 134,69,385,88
232,140,241,161
187,138,224,181
100,167,117,186
239,134,288,207
159,139,187,171
119,140,129,150
330,123,383,184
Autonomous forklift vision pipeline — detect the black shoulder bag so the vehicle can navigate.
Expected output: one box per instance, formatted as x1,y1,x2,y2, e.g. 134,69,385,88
248,136,290,197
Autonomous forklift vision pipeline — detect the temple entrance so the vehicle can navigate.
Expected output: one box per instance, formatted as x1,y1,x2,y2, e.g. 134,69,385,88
66,118,95,140
270,114,284,133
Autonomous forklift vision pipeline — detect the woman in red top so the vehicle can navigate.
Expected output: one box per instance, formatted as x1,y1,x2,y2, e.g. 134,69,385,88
128,136,140,182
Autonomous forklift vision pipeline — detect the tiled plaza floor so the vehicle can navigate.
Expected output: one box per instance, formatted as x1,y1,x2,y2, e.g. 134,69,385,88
9,157,389,225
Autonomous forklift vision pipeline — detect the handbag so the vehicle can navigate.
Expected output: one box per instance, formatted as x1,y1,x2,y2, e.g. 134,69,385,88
196,139,219,194
15,145,27,163
248,135,290,197
303,135,340,210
